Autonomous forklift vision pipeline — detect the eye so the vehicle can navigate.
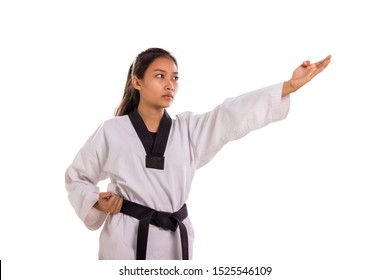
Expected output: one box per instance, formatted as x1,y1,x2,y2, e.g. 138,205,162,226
173,76,179,81
156,74,164,78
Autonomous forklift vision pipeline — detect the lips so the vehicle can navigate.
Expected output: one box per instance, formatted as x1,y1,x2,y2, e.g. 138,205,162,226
162,93,174,100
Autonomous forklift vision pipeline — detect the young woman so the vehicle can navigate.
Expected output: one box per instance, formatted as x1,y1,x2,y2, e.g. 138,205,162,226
65,48,331,260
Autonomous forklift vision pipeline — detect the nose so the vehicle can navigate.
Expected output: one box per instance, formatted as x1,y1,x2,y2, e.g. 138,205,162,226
165,80,174,91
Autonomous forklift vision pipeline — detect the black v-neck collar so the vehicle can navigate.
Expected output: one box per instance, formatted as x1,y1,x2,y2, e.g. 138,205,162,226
128,109,172,170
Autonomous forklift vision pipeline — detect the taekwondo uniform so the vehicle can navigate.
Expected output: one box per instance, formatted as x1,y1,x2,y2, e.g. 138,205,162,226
65,82,290,260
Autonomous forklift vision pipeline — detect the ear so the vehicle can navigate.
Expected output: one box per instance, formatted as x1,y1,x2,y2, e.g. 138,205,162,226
131,76,142,91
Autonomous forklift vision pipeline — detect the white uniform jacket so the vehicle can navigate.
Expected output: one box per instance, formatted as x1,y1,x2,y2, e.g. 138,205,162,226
65,82,290,259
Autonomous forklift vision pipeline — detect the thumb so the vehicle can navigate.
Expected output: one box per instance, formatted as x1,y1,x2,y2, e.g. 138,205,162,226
302,60,310,67
99,192,113,200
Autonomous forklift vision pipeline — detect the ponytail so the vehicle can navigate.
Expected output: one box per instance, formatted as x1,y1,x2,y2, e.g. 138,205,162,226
114,64,140,116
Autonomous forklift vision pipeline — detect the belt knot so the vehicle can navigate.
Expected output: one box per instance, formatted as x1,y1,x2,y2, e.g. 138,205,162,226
120,200,189,260
152,211,178,231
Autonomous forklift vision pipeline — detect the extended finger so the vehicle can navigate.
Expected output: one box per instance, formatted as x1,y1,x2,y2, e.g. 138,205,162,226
311,64,329,77
315,55,332,67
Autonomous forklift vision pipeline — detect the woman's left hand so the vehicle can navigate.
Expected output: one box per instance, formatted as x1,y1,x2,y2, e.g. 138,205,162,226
283,55,332,96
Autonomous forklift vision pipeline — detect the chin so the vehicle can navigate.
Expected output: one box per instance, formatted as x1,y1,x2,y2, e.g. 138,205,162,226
161,102,173,109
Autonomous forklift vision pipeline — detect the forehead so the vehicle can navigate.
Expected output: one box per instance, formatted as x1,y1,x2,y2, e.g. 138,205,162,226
147,57,178,72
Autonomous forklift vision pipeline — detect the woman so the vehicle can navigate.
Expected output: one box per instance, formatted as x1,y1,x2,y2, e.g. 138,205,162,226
65,48,331,260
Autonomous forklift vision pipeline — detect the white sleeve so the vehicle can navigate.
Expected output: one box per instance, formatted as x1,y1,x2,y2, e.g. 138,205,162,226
186,82,290,169
65,124,109,230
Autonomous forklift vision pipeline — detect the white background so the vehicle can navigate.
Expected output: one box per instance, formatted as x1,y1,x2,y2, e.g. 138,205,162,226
1,0,389,279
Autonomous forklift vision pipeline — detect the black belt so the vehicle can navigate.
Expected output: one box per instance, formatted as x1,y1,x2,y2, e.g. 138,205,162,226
120,199,189,260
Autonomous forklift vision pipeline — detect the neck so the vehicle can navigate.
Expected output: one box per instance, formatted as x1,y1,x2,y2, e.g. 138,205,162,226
137,105,165,133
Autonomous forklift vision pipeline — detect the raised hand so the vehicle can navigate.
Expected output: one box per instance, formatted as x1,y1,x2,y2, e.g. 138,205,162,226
283,55,332,96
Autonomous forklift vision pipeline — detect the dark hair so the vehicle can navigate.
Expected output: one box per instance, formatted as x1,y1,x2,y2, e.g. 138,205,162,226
114,48,178,116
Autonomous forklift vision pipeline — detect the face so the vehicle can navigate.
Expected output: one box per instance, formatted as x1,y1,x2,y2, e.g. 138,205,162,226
132,57,179,111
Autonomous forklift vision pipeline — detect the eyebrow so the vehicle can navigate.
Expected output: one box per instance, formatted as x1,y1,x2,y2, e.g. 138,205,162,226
153,69,179,75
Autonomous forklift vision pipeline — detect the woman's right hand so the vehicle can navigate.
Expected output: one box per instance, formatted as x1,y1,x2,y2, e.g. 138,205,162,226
94,192,123,214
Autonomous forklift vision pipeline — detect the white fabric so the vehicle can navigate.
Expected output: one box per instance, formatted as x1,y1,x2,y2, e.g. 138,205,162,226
65,82,290,259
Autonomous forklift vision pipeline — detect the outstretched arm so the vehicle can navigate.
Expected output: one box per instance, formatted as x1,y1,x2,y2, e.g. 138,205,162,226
282,55,332,96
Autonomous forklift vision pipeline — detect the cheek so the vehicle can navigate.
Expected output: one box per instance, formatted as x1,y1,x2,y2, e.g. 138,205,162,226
142,80,160,93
